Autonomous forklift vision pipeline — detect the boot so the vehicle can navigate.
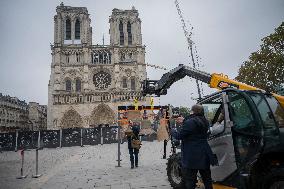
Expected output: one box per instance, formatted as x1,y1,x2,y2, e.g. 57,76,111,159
135,160,138,167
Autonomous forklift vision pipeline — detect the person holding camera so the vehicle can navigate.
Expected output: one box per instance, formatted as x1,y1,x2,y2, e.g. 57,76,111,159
171,104,215,189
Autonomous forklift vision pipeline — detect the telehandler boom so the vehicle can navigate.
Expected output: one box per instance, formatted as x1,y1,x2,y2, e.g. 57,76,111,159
142,64,284,108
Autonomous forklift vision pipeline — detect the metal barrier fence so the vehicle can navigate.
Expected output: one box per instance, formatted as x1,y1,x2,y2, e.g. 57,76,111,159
0,126,158,151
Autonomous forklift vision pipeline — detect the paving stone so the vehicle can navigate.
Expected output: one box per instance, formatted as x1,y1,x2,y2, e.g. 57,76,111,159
0,142,172,189
110,183,131,189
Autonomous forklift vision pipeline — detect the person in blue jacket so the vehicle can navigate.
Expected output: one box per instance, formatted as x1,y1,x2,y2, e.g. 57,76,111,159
171,104,214,189
127,123,140,169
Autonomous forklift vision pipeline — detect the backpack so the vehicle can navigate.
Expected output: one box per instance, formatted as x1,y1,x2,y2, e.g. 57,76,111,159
131,135,142,149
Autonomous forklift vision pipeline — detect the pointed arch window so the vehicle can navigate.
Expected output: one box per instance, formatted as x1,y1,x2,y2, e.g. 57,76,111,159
131,78,135,90
93,53,99,64
75,19,80,39
66,79,71,92
119,21,124,45
122,78,127,88
127,21,132,45
120,53,125,61
76,53,80,63
76,79,81,92
65,19,71,40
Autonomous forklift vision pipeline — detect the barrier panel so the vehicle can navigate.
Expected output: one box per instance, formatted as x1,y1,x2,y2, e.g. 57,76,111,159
141,133,157,142
17,131,38,150
102,126,118,144
42,130,60,148
0,132,16,151
83,128,101,145
0,125,161,151
61,128,81,147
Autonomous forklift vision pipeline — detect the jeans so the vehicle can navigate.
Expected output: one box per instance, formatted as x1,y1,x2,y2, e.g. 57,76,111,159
129,148,139,167
182,168,213,189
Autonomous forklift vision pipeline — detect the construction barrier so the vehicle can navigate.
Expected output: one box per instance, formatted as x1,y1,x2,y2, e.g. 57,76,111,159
0,125,160,151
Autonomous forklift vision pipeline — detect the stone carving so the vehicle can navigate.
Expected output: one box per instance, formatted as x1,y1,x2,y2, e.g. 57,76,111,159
66,69,77,77
83,116,90,126
54,79,60,84
125,68,132,77
90,104,115,126
62,68,83,81
61,48,83,55
60,108,83,128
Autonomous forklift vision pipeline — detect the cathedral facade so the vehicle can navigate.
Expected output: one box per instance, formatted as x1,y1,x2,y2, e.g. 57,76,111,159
47,4,147,129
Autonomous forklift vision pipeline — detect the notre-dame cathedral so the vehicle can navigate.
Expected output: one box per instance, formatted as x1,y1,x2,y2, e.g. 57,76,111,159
47,3,147,129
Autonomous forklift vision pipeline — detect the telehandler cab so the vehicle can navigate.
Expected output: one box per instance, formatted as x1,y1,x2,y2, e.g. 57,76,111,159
143,64,284,189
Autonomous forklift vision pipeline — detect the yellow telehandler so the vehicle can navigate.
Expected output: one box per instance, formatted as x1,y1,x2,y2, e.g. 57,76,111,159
143,64,284,189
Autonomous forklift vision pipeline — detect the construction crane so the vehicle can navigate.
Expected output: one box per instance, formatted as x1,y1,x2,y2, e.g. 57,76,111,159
174,0,202,100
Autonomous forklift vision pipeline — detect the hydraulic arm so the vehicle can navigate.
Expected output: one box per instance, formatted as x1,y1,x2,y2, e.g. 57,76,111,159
142,64,284,108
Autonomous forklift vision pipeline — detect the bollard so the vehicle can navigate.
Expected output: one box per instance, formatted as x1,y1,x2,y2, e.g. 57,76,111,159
16,149,28,179
100,126,103,145
80,128,83,147
15,130,18,152
37,131,41,148
32,148,42,178
116,125,121,167
59,129,62,148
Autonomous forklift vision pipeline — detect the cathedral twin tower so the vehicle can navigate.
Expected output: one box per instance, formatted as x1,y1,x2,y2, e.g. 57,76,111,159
47,4,147,129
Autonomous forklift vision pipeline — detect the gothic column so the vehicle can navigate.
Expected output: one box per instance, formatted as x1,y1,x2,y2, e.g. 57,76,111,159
83,64,89,91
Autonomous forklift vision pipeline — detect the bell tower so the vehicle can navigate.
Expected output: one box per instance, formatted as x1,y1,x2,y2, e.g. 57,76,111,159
48,4,148,130
109,6,142,46
54,2,92,46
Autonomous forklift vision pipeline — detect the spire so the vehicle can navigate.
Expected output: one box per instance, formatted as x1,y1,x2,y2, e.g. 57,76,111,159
103,33,105,45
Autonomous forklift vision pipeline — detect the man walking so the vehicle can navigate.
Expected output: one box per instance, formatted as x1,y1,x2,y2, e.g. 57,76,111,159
171,104,214,189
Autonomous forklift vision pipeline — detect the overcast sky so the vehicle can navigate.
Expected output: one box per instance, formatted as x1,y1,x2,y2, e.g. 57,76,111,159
0,0,283,107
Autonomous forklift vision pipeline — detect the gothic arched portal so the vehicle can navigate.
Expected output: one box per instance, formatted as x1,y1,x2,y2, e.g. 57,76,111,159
90,103,115,126
60,108,83,128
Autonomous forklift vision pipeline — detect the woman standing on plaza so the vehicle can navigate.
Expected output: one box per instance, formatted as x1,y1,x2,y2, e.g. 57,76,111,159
126,122,141,169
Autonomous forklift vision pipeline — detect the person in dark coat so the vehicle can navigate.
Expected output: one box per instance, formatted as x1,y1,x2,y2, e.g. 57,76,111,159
171,104,214,189
127,123,140,169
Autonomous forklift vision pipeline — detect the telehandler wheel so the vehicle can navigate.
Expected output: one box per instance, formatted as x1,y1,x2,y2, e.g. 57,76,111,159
269,181,284,189
167,152,185,189
262,168,284,189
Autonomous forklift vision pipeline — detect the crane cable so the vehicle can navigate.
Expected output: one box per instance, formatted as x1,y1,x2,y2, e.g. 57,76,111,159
174,0,203,99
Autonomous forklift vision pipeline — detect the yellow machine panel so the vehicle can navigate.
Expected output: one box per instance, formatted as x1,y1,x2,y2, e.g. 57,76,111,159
210,73,284,108
213,184,236,189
